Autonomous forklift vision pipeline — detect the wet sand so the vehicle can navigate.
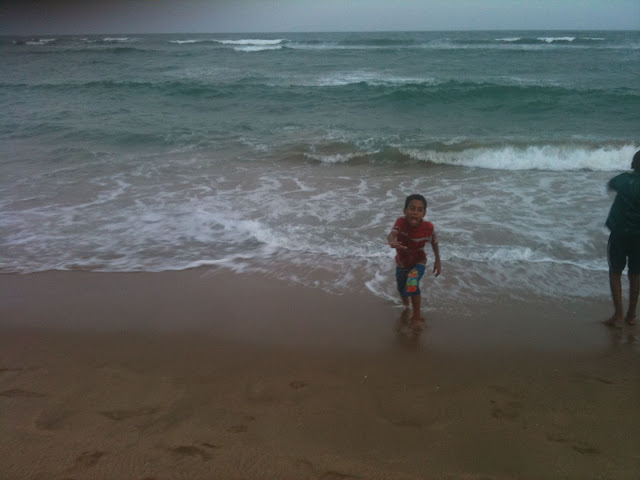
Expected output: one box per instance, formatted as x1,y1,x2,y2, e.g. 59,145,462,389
1,269,639,479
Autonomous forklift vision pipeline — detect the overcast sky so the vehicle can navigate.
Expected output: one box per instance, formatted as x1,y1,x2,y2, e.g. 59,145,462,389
1,0,638,35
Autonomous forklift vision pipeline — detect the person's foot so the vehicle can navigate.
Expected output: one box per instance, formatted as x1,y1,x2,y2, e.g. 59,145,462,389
395,309,411,332
411,316,423,331
624,315,636,325
603,315,622,327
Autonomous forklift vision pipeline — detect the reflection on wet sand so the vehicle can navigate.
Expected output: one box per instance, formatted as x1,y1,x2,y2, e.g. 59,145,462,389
394,308,425,347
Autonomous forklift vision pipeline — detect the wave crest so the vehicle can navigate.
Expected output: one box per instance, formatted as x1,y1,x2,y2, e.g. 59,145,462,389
402,144,638,171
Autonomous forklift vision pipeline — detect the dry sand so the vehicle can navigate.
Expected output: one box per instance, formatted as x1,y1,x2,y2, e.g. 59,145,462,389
1,269,639,479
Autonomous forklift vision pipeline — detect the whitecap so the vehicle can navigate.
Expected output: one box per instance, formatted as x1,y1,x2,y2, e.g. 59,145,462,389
495,37,522,42
25,38,56,46
304,71,437,87
217,39,285,45
537,36,576,43
233,45,282,52
402,144,638,171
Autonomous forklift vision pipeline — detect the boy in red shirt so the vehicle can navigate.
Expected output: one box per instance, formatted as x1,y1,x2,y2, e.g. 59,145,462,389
387,194,441,327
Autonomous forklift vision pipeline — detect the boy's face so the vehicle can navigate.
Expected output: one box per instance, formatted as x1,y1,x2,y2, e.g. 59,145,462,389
403,199,426,228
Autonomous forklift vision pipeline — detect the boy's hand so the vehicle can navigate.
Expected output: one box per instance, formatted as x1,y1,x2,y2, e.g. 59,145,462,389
432,259,441,277
387,232,406,250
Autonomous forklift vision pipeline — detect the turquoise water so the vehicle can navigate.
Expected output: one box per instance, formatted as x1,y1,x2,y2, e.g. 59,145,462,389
1,31,638,309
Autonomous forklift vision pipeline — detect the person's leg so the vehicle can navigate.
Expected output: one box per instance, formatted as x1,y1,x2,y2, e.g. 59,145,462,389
625,234,640,325
605,271,624,326
396,267,410,307
625,273,639,324
405,265,425,326
410,294,421,324
605,233,625,326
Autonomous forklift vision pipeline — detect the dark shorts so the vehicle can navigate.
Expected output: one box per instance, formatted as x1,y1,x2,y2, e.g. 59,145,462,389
396,264,426,297
607,231,640,275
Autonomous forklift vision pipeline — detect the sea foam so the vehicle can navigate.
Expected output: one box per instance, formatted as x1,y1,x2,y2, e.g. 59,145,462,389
402,145,638,171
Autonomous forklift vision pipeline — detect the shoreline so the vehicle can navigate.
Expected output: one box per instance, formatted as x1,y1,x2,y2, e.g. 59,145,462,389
1,269,639,479
1,268,632,353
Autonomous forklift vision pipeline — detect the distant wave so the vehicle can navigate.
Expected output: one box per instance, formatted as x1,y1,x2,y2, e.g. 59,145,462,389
401,144,638,171
289,35,613,50
8,33,633,53
298,142,638,172
169,39,202,45
216,39,286,52
495,36,577,44
175,35,615,52
4,77,637,109
296,71,439,87
281,73,620,91
233,45,283,52
102,37,135,43
25,38,57,46
7,36,141,49
10,37,58,46
166,38,287,52
215,39,286,45
338,37,416,47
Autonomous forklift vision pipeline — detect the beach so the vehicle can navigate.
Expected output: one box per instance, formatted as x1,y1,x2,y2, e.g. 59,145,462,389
1,269,639,479
2,29,639,479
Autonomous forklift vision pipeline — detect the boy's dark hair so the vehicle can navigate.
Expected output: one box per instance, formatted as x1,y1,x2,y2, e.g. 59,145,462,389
404,194,427,209
632,150,640,172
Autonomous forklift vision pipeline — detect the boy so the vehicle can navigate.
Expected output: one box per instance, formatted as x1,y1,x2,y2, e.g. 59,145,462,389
387,194,441,327
604,150,640,327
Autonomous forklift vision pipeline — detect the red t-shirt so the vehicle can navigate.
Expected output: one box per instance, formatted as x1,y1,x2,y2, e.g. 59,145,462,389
392,217,437,269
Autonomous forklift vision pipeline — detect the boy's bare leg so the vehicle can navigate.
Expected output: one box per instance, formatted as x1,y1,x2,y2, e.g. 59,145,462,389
410,294,422,327
605,271,624,326
401,296,410,308
625,273,639,325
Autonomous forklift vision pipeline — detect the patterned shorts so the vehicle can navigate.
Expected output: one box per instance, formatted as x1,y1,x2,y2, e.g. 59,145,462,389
395,264,426,297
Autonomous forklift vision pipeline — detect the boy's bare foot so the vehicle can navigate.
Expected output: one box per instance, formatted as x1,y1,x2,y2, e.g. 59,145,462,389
411,317,424,332
625,316,637,325
395,309,411,331
603,316,622,327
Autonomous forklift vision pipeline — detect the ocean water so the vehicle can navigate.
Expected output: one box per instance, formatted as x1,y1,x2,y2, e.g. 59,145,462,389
1,31,639,311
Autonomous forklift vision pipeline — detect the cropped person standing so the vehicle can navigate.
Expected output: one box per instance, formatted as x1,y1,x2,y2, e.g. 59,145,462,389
604,150,640,327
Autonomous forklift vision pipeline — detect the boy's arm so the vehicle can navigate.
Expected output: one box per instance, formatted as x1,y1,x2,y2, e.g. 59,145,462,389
431,237,441,277
387,230,407,250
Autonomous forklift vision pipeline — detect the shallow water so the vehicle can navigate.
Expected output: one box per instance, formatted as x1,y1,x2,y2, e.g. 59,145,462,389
1,31,638,308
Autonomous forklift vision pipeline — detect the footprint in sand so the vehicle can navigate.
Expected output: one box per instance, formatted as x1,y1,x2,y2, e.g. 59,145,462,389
226,424,248,433
546,433,600,455
289,380,307,389
571,372,614,385
546,433,569,444
572,443,600,455
490,399,523,420
35,409,74,430
99,407,158,421
319,471,359,480
69,451,105,471
200,442,221,449
247,378,309,403
489,385,523,421
169,445,211,461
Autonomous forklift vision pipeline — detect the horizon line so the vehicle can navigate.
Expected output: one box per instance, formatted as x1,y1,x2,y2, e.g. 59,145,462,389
2,28,637,37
